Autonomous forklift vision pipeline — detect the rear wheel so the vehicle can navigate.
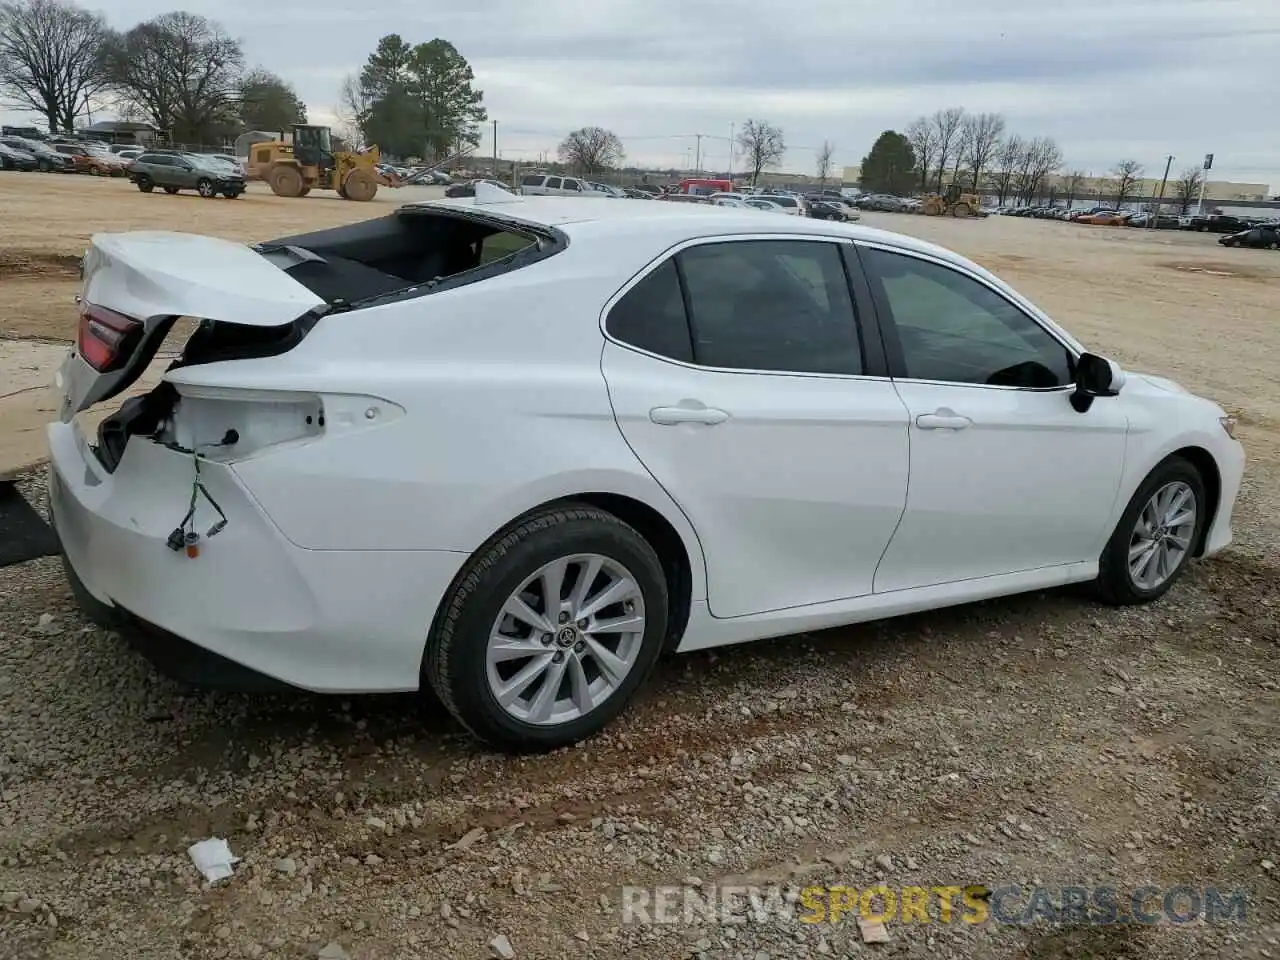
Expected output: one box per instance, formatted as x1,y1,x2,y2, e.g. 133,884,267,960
952,202,971,218
424,504,668,752
196,178,216,198
1095,457,1205,605
136,175,153,193
89,166,101,176
37,158,51,172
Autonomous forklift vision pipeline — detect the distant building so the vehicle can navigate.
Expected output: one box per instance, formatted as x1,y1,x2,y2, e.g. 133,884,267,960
79,120,160,145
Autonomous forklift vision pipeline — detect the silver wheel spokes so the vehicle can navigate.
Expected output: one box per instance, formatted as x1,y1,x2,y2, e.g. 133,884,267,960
486,554,646,726
1128,481,1197,591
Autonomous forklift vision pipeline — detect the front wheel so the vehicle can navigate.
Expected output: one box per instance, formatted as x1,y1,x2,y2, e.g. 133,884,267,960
424,505,669,752
196,178,216,198
136,176,153,193
1095,457,1206,605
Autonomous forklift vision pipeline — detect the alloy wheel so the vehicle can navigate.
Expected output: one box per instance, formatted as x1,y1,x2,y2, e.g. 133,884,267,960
485,553,646,726
1128,481,1197,591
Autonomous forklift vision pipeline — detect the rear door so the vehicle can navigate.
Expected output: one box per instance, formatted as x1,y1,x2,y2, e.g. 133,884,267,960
601,234,910,619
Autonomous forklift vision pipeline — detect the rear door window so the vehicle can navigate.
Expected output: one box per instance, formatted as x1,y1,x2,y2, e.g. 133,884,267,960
521,174,543,187
544,177,562,190
563,178,581,192
605,260,693,363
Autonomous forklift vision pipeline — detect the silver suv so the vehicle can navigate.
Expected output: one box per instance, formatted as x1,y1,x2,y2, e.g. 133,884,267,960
519,173,605,198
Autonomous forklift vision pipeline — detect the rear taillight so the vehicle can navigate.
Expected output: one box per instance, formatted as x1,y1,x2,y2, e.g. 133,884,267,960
78,302,142,372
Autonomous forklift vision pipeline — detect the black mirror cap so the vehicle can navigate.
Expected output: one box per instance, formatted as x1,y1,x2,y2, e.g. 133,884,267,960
1071,352,1121,412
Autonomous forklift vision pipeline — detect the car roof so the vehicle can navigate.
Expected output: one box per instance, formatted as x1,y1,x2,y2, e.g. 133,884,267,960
404,194,969,266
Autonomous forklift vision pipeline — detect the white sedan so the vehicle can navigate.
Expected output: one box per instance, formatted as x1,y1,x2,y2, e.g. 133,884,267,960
48,185,1244,751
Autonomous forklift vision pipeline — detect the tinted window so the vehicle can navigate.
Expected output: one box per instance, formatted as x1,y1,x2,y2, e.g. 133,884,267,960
679,240,862,375
563,178,581,191
606,260,693,363
544,177,561,190
865,248,1074,388
139,154,169,165
521,174,542,186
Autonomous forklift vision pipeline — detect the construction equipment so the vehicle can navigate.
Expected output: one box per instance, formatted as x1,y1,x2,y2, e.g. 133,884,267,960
245,124,387,201
921,183,980,217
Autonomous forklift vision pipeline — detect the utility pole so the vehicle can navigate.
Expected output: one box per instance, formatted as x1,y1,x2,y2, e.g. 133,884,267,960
727,123,734,181
1151,154,1173,229
491,119,498,177
694,134,702,177
1198,152,1212,214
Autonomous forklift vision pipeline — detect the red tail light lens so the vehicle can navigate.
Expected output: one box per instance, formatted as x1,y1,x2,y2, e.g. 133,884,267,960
78,303,142,372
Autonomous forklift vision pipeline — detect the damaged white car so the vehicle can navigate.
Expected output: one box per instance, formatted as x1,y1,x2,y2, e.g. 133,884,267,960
47,186,1244,751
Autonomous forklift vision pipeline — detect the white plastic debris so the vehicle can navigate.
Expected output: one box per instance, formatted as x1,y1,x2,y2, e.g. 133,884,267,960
187,837,240,883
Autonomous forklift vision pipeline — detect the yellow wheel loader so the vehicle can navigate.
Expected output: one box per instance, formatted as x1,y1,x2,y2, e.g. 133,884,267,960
245,125,393,201
922,182,980,217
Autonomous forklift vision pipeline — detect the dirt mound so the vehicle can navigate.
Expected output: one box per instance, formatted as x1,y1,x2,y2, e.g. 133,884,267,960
0,251,82,280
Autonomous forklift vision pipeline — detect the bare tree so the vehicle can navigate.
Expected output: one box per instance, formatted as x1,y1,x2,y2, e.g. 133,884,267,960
107,12,243,143
929,107,964,192
1063,169,1087,206
557,126,624,175
904,117,938,193
1014,137,1062,204
963,112,1005,192
0,0,113,132
815,139,835,188
1173,165,1205,214
992,134,1022,205
736,118,785,186
333,73,368,147
1111,159,1144,209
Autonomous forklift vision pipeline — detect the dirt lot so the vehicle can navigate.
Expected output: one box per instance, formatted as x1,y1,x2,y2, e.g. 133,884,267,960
2,177,1279,959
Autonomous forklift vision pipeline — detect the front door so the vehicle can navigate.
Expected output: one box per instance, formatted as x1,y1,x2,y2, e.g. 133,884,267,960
859,243,1129,593
601,236,911,619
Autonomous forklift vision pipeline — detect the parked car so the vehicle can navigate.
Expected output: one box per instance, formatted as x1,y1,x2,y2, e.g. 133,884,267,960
1185,214,1254,234
586,182,627,198
807,199,850,221
519,173,603,198
445,178,511,198
752,194,807,216
744,198,786,212
623,188,655,200
52,142,122,176
209,154,247,175
47,198,1243,752
1219,226,1280,249
0,136,71,172
129,152,246,198
0,142,38,171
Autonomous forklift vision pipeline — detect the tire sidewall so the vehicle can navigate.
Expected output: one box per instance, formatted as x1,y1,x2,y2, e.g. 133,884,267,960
197,178,214,198
1101,457,1207,603
431,512,668,751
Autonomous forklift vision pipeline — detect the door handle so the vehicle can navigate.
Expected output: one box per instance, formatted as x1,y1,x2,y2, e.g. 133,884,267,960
649,404,730,426
915,409,972,430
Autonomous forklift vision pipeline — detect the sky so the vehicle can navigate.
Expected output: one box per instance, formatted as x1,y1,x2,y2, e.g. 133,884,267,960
5,0,1278,189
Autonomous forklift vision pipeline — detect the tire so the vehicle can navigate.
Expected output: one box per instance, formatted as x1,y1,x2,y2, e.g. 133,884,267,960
424,504,669,752
1095,456,1206,606
223,190,241,199
89,166,101,176
136,176,153,193
197,178,216,198
269,164,304,198
341,167,378,201
37,159,51,172
163,186,179,194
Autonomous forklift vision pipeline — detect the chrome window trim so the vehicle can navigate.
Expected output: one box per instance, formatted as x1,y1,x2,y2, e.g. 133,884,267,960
599,232,884,383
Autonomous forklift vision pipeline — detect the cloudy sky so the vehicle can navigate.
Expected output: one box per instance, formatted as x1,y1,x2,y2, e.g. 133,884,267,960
10,0,1280,188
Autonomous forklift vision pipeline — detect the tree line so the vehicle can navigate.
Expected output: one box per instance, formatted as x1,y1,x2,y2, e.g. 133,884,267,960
0,0,307,142
861,107,1210,211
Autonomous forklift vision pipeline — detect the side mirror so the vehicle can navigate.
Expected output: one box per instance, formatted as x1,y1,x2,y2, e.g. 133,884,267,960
1071,352,1125,412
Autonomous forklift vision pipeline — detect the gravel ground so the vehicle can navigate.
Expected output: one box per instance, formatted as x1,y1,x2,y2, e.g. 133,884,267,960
2,185,1279,958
